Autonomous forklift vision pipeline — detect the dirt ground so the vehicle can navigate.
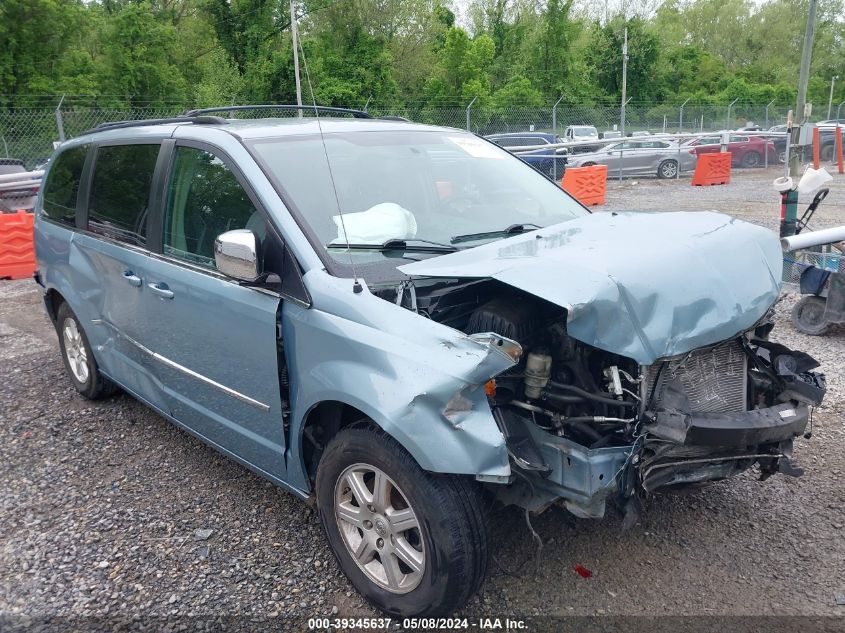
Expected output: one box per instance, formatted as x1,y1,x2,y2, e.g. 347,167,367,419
1,167,844,627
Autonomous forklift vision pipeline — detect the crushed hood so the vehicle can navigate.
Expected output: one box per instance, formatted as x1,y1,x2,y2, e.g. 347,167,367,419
399,211,782,365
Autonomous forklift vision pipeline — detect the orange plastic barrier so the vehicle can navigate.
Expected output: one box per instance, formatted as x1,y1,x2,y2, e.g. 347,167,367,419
691,152,731,186
0,211,36,280
812,126,820,169
560,164,607,206
836,126,844,175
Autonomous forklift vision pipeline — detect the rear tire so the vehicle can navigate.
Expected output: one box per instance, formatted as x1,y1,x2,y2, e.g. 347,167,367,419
56,302,117,399
315,426,489,617
791,296,831,336
657,160,678,179
741,151,761,168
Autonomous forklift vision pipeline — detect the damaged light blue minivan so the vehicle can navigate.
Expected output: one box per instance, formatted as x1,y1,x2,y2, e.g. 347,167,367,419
34,106,826,617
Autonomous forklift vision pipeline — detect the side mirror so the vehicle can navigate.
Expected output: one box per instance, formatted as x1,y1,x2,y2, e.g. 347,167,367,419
214,229,260,282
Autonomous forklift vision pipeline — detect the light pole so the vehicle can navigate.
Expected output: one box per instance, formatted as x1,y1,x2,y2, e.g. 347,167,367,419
828,75,839,119
620,27,628,138
290,0,302,108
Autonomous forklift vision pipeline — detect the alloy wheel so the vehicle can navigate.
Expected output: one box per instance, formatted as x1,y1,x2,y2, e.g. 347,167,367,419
62,317,89,383
334,463,425,594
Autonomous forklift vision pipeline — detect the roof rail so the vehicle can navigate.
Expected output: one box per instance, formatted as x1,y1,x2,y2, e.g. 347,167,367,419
184,105,373,119
82,115,228,135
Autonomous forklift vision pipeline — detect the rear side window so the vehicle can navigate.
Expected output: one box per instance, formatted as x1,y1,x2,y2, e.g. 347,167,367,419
163,146,259,268
42,145,88,226
88,144,160,246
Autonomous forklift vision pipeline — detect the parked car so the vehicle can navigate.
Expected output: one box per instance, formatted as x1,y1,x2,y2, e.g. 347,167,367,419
601,130,622,140
486,132,567,179
816,123,843,162
35,108,825,617
563,125,599,142
0,158,39,212
765,123,840,164
566,138,697,178
683,134,778,167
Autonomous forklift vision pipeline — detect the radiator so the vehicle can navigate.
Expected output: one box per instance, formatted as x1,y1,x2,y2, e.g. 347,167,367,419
644,341,747,413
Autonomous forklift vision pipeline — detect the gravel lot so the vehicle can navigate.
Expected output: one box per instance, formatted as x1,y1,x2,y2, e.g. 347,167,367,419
2,168,845,627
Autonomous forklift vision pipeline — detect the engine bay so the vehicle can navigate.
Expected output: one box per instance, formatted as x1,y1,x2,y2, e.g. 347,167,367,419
375,277,827,514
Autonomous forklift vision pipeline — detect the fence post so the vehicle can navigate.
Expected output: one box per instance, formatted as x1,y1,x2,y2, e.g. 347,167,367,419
679,97,690,133
363,95,372,112
55,94,66,143
466,96,477,131
726,98,738,131
765,99,775,130
838,99,845,122
1,135,8,157
552,96,563,136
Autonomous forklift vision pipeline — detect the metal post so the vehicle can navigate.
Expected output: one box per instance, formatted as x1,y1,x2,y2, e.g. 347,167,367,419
466,96,477,131
662,115,667,134
363,95,372,112
679,97,690,133
290,0,302,108
620,27,628,139
828,75,839,119
1,135,8,157
792,0,818,176
619,96,632,182
838,99,845,122
765,99,775,130
55,95,66,143
552,96,563,136
726,98,739,131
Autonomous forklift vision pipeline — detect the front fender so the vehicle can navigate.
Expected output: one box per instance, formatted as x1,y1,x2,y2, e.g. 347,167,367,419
283,273,515,492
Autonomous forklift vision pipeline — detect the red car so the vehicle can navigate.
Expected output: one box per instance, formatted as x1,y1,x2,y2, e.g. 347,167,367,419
683,134,779,168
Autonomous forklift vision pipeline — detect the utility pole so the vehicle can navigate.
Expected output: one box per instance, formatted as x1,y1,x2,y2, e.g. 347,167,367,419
290,0,302,108
621,27,628,138
791,0,817,176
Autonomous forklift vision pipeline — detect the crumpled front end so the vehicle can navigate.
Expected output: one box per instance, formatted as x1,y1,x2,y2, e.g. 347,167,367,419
490,323,825,519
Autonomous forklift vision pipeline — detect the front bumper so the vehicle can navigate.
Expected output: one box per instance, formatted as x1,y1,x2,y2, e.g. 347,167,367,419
644,401,809,447
501,401,814,519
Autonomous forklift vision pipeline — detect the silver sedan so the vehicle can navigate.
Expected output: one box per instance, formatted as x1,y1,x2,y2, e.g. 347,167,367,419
566,139,698,178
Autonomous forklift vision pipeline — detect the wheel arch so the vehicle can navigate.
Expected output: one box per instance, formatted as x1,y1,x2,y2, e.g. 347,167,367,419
299,400,383,488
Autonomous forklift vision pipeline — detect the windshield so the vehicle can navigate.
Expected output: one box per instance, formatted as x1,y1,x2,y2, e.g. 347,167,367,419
249,130,587,268
571,127,596,137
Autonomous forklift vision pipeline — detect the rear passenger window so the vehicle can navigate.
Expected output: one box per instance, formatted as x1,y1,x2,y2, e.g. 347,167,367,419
88,144,160,246
42,145,88,226
163,146,259,268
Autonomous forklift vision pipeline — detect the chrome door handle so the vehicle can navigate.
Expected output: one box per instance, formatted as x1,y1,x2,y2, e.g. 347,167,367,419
147,282,174,299
122,270,142,287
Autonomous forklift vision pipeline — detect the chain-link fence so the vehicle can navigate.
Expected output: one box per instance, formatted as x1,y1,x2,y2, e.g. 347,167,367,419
0,100,815,169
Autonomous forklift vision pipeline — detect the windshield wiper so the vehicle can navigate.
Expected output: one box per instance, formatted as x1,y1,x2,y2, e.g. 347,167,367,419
326,238,458,253
450,223,543,245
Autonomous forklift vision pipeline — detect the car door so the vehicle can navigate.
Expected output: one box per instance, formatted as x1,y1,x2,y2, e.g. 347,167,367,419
132,141,287,480
70,141,170,412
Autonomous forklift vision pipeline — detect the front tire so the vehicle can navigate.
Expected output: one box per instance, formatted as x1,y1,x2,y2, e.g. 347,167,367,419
56,302,117,399
316,426,489,617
